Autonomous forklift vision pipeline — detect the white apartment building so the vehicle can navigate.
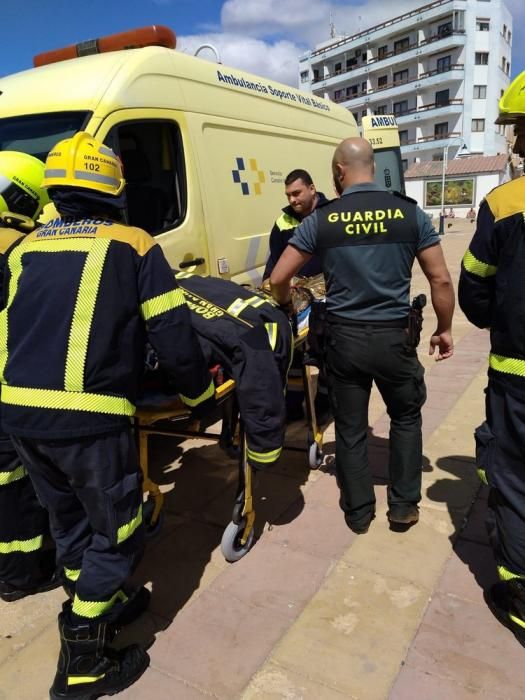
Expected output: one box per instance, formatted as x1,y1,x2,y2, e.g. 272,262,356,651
299,0,513,168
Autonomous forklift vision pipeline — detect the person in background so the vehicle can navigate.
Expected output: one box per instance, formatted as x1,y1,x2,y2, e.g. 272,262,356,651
271,137,454,534
0,151,59,603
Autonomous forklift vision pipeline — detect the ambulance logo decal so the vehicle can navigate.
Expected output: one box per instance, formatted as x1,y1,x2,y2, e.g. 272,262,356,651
231,157,266,195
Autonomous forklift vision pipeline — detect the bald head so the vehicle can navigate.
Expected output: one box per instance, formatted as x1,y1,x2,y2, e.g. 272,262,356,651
332,137,375,195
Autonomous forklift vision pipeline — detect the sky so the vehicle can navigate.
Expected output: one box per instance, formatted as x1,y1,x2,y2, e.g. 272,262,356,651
1,0,523,86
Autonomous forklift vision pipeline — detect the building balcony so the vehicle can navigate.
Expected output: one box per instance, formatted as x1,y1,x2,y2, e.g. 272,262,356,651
327,65,464,107
400,131,462,153
395,99,463,123
310,31,465,88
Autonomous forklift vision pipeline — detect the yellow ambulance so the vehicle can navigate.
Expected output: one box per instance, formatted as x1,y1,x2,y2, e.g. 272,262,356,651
0,27,362,282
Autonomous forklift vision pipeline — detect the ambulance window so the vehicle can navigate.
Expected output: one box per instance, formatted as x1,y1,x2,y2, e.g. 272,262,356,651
105,120,186,235
0,111,90,162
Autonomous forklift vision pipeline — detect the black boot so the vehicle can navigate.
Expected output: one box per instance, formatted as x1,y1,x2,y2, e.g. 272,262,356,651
49,610,149,699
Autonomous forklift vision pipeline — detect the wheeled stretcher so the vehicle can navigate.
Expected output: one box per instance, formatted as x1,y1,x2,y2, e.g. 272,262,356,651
135,328,326,562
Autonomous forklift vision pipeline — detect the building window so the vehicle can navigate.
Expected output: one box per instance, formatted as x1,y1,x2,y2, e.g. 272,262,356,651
378,75,388,88
402,159,408,172
300,71,309,83
399,130,409,145
313,69,319,82
434,122,449,137
374,105,387,115
361,81,367,93
437,55,451,72
475,52,489,65
476,19,490,31
393,100,409,116
394,37,410,54
473,84,487,99
435,89,450,106
362,110,368,118
508,30,512,43
334,62,342,75
472,118,485,132
378,45,388,59
393,69,409,85
346,57,357,70
438,22,452,37
503,24,506,35
334,89,343,101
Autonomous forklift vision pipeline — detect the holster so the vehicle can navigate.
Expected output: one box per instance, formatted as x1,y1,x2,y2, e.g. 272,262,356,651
406,294,426,350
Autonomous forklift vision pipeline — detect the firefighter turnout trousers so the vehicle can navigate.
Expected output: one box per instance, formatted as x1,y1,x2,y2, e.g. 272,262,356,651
325,320,426,529
476,379,525,581
0,435,52,590
12,428,144,621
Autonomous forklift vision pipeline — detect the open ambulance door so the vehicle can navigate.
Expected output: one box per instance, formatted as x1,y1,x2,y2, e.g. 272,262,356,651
361,115,405,195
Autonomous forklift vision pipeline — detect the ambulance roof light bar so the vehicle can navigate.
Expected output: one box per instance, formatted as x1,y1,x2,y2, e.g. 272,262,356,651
33,25,177,68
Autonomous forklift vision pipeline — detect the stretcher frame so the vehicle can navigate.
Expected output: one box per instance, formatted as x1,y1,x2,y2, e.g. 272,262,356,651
135,330,326,562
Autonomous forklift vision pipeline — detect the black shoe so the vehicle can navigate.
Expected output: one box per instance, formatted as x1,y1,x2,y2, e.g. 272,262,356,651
344,512,375,535
485,581,525,648
0,570,61,603
49,611,149,699
387,504,419,529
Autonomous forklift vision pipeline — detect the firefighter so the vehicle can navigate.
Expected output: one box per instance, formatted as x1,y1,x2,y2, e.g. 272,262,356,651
0,151,59,602
459,70,525,647
0,132,214,698
271,137,455,534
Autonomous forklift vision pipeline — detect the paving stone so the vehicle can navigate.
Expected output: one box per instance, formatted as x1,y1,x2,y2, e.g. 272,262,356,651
148,589,293,698
121,666,212,699
214,541,330,619
390,665,491,700
270,562,429,699
404,592,525,699
242,660,352,699
436,540,497,607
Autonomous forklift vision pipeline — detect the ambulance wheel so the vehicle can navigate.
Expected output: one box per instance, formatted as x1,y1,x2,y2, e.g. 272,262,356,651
308,441,323,470
143,499,164,539
221,519,254,562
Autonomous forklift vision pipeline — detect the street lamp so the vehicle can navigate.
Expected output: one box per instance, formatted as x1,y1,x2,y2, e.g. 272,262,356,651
439,138,470,234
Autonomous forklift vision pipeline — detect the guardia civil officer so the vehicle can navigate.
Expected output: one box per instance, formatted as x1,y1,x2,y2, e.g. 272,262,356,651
0,132,214,698
0,151,59,602
459,71,525,647
271,138,454,534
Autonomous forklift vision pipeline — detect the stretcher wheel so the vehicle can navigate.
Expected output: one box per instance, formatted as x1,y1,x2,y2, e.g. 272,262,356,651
143,498,164,539
308,441,323,470
221,519,254,562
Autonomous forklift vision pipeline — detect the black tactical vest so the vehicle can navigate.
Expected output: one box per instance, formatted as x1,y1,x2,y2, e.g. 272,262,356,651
316,190,419,249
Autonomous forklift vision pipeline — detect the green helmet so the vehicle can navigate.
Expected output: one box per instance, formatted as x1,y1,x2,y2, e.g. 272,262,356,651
0,151,49,219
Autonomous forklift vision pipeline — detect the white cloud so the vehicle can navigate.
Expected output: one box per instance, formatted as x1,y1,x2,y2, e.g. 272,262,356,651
178,33,302,85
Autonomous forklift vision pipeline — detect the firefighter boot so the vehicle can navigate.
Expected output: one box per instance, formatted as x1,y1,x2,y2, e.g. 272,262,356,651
49,610,149,700
485,579,525,647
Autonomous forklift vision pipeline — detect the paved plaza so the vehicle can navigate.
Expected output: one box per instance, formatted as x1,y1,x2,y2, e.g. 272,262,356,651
1,220,522,700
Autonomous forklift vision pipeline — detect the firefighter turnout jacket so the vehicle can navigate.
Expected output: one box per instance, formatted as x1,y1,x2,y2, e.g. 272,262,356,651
175,273,293,469
459,177,525,390
0,217,213,438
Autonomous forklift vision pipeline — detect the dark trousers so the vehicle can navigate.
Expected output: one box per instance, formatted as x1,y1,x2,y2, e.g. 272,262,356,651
326,321,426,527
476,379,525,578
12,428,144,621
0,436,52,590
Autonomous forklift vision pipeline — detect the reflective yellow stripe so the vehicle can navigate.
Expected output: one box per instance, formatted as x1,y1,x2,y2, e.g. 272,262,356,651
510,613,525,629
117,504,143,544
0,239,99,383
276,212,300,231
462,249,497,278
72,589,128,619
1,385,135,416
179,379,215,408
265,322,278,351
65,239,110,392
68,674,106,687
0,535,43,554
140,288,186,321
64,567,81,582
489,353,525,378
477,468,488,486
175,271,194,279
227,295,268,317
0,465,27,485
246,446,282,464
498,565,525,581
